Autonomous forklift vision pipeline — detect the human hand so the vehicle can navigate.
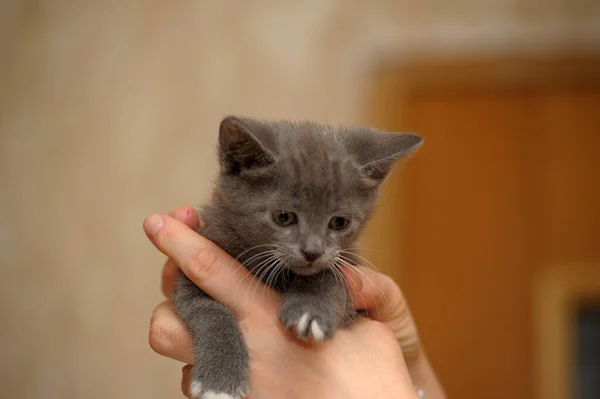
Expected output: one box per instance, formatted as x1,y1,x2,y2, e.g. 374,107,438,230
343,261,446,399
145,206,420,398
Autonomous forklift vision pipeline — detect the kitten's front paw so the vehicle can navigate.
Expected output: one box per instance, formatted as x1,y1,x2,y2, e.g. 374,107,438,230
279,301,336,343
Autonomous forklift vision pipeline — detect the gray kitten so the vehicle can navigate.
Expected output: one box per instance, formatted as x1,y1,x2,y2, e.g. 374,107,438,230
173,116,422,398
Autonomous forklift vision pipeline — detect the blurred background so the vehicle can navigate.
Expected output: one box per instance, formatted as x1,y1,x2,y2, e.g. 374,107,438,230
1,1,599,399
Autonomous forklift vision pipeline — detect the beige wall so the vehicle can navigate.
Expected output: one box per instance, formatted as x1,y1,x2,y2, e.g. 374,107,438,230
1,1,598,398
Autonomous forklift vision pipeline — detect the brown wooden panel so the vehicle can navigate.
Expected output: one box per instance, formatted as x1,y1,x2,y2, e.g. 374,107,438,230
538,90,600,262
400,91,540,399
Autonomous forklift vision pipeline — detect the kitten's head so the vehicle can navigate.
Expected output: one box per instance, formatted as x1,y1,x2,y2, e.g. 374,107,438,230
215,116,422,276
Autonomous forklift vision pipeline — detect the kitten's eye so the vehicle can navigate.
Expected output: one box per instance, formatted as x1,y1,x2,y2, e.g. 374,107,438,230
329,216,350,231
272,211,297,226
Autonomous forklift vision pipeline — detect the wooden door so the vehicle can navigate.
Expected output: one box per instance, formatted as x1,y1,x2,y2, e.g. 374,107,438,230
365,54,600,399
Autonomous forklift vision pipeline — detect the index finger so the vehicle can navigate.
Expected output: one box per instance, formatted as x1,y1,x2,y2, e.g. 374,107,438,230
161,205,203,299
144,213,278,318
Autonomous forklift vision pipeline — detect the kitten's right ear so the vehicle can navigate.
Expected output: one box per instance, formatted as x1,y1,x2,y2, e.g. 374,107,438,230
219,116,275,176
344,128,423,185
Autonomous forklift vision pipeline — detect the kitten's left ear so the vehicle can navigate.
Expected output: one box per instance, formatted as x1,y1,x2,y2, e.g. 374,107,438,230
345,129,423,183
219,116,276,176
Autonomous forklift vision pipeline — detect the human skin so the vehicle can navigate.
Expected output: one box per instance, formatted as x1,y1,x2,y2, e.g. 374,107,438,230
145,206,445,399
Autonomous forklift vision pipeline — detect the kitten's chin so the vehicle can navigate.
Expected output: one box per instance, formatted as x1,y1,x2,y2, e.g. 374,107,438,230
290,264,325,276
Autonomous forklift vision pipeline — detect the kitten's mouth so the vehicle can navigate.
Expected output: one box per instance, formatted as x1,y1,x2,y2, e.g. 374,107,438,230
291,263,322,276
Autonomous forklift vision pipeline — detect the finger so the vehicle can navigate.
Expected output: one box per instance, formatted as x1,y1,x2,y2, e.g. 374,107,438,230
181,364,192,398
168,205,201,230
161,259,179,298
342,266,399,317
348,266,421,361
144,214,278,318
162,206,201,299
149,301,194,364
338,265,364,307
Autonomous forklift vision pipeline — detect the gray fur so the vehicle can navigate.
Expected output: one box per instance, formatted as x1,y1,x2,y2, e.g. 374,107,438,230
173,116,422,398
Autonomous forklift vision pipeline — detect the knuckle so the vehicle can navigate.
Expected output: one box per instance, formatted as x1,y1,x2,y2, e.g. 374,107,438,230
186,246,220,281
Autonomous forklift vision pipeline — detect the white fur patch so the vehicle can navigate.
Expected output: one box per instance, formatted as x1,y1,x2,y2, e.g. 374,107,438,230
204,392,236,399
189,380,245,399
297,312,310,334
190,381,203,398
310,319,325,342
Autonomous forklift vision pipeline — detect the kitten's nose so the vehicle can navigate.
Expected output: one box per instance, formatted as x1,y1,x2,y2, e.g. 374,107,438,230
301,250,323,263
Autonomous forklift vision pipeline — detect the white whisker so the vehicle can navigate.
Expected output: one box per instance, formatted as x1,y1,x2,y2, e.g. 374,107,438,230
262,259,285,305
235,250,280,286
251,255,281,303
335,253,385,316
329,260,349,316
243,254,279,304
225,244,282,285
338,250,382,274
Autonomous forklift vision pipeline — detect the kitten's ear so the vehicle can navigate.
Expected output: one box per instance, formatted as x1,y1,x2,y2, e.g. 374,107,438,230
346,129,423,183
219,116,275,175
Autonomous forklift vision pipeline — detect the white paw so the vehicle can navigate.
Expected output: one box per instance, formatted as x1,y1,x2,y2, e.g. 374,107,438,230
292,312,327,342
189,381,243,399
280,306,334,343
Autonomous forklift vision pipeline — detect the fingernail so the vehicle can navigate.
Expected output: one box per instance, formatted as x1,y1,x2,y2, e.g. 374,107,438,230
145,214,164,236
